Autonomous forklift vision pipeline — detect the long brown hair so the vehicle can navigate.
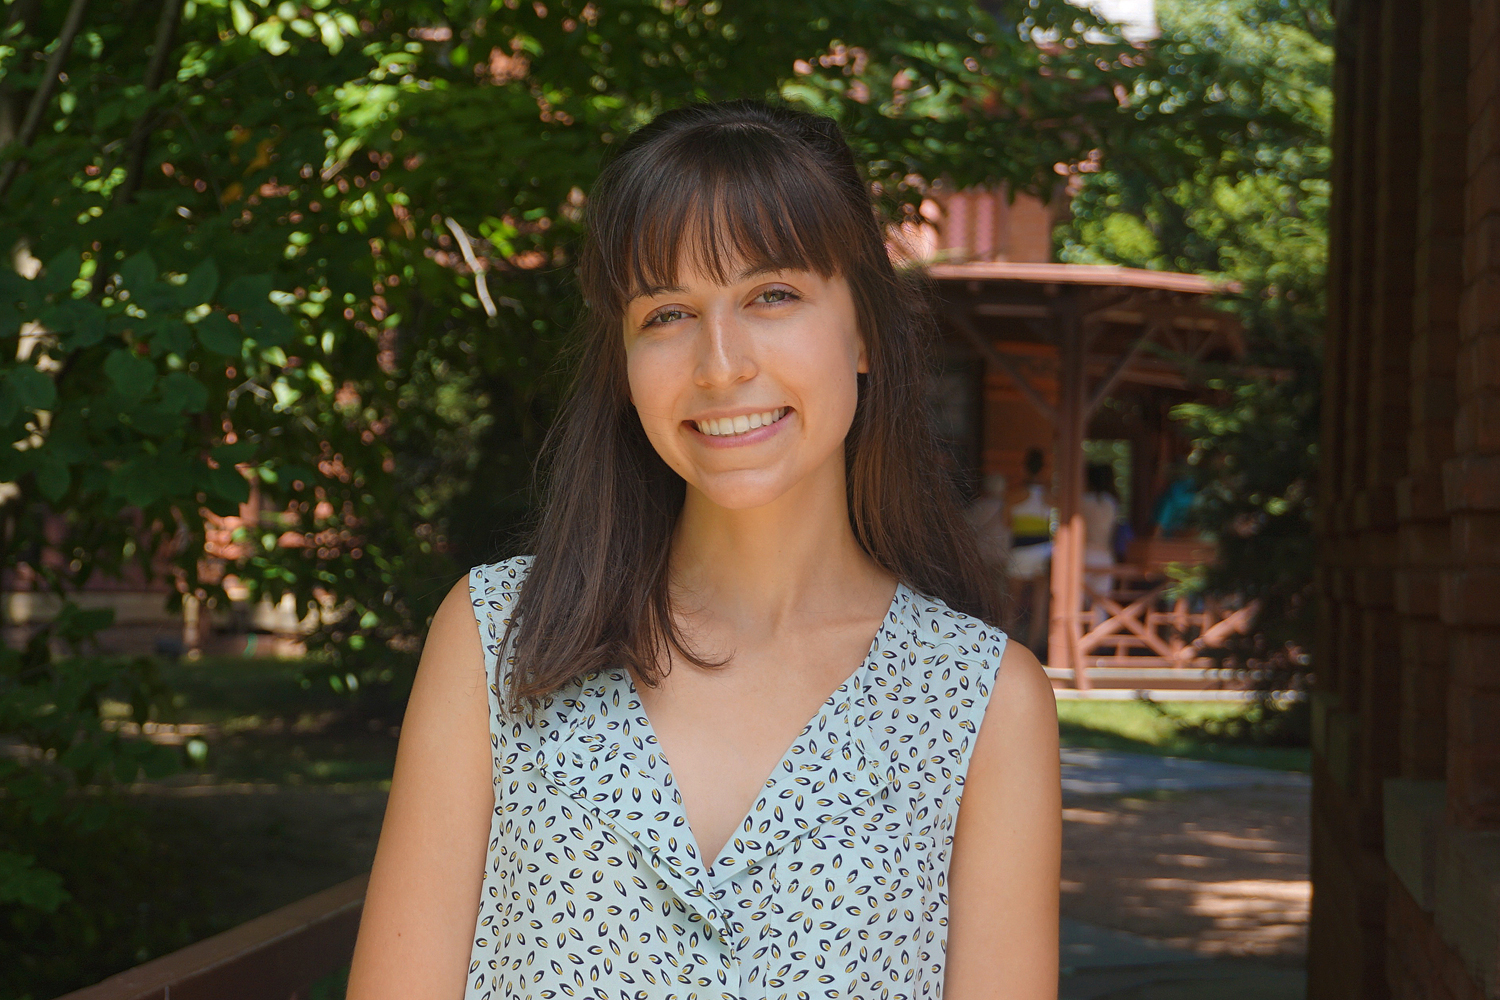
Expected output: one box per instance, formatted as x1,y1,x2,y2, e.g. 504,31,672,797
504,100,1000,708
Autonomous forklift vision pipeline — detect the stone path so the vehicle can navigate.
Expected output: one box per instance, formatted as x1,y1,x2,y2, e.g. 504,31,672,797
1058,749,1310,999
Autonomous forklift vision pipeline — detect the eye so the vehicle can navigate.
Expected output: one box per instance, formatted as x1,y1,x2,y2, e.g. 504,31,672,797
642,307,688,329
755,287,799,305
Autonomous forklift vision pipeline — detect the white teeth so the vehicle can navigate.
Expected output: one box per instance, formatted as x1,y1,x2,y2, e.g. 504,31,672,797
695,408,785,437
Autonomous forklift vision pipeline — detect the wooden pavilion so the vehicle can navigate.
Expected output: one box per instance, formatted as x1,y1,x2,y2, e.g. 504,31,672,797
916,246,1249,695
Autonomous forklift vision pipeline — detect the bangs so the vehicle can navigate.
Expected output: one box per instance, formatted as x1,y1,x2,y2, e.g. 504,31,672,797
587,124,869,310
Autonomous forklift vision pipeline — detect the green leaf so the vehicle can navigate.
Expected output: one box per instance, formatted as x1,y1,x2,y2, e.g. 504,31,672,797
245,307,295,345
159,371,208,413
0,850,70,913
222,274,294,345
202,463,251,504
118,252,158,294
7,366,56,410
210,441,256,464
279,463,318,487
54,604,116,643
108,456,184,506
221,273,275,313
177,258,220,308
36,248,81,296
0,269,31,304
35,455,69,500
147,320,194,356
43,299,109,349
194,312,244,355
103,349,156,403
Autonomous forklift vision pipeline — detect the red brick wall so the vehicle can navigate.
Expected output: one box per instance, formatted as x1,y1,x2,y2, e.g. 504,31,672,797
1448,0,1500,835
1388,878,1489,1000
1313,0,1497,998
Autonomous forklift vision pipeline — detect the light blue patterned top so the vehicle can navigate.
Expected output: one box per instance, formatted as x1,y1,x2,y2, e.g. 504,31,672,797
464,556,1007,1000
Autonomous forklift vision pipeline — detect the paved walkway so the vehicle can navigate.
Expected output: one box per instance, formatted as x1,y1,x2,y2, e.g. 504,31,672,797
1060,748,1310,798
1058,748,1309,998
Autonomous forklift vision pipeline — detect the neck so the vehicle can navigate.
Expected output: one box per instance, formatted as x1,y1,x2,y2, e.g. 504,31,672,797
668,455,884,628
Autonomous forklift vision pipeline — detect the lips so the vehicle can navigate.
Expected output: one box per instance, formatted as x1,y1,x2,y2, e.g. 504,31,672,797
692,407,787,438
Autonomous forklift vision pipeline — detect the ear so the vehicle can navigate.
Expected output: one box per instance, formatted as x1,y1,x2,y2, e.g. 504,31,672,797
855,335,870,375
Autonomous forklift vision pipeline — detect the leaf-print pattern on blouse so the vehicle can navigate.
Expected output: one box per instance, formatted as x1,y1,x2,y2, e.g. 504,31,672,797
465,557,1007,1000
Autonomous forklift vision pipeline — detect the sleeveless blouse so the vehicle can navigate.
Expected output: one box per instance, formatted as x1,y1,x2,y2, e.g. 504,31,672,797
464,557,1008,1000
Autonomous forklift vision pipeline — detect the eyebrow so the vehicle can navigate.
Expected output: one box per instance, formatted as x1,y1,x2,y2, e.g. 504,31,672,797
629,265,791,302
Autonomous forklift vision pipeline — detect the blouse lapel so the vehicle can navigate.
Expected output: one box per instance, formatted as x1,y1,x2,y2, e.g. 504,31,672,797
529,669,717,907
706,586,912,885
527,585,915,904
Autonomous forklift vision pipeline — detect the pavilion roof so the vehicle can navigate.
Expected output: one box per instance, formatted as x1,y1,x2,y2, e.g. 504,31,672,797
925,261,1236,296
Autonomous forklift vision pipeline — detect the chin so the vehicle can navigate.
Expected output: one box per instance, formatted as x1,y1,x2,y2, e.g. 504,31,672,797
690,472,799,511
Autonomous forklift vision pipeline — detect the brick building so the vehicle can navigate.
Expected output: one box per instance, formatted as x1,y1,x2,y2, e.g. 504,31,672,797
1311,1,1500,998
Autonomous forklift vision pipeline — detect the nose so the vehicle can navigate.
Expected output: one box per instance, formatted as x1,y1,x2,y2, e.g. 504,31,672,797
693,305,757,389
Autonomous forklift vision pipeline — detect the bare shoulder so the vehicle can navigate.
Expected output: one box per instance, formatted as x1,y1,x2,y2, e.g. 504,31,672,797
420,573,487,681
962,634,1059,813
945,635,1059,999
967,636,1058,780
987,638,1056,734
346,572,494,999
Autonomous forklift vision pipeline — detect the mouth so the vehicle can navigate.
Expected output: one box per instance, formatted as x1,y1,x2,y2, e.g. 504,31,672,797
690,407,788,438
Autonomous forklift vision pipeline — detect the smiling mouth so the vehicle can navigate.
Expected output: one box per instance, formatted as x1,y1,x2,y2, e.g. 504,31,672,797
692,407,787,438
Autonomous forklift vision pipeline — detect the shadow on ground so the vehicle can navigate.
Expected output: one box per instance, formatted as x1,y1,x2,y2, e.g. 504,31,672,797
1058,750,1310,1000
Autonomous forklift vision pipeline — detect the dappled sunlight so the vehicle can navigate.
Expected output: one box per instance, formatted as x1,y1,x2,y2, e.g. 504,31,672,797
1062,786,1310,958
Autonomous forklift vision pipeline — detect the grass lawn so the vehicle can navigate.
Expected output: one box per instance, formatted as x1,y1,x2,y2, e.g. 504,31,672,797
1056,699,1311,773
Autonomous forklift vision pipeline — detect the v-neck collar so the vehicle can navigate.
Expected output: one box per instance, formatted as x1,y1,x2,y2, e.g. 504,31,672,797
531,582,911,907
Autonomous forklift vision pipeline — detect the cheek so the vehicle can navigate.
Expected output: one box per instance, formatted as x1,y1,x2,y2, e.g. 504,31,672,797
782,323,863,421
624,347,676,424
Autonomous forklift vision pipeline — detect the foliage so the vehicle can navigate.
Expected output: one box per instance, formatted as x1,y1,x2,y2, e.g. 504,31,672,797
0,0,1209,939
0,0,1329,976
0,604,178,922
1056,0,1331,691
0,798,221,1000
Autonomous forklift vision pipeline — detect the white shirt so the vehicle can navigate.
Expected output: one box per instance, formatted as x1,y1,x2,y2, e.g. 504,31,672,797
1079,492,1118,559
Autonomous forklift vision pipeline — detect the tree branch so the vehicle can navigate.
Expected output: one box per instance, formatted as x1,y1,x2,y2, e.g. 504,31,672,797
444,217,498,317
114,0,185,207
0,0,91,202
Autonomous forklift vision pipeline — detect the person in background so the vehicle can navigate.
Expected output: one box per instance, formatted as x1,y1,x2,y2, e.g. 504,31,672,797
965,473,1011,607
1008,448,1053,651
1081,463,1120,606
1152,466,1198,537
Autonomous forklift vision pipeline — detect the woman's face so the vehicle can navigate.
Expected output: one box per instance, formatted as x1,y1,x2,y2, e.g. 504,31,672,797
623,262,867,511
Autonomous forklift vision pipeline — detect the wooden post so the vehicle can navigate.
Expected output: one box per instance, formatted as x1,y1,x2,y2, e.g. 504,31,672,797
1049,296,1089,690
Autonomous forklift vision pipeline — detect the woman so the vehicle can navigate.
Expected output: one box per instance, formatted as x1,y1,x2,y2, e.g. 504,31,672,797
348,101,1060,1000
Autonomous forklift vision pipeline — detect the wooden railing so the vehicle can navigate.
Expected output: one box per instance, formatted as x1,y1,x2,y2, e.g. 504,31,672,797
1077,571,1257,668
55,874,365,1000
1050,559,1257,694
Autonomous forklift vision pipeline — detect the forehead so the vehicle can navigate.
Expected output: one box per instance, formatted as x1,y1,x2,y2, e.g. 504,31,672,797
626,258,816,303
618,197,839,304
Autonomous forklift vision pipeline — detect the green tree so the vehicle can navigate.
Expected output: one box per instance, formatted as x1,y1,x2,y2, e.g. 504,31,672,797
1057,0,1331,699
0,0,1321,982
0,0,1170,973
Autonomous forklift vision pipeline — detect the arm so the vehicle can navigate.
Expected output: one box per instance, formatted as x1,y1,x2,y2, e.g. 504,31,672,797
347,578,494,1000
944,639,1062,1000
